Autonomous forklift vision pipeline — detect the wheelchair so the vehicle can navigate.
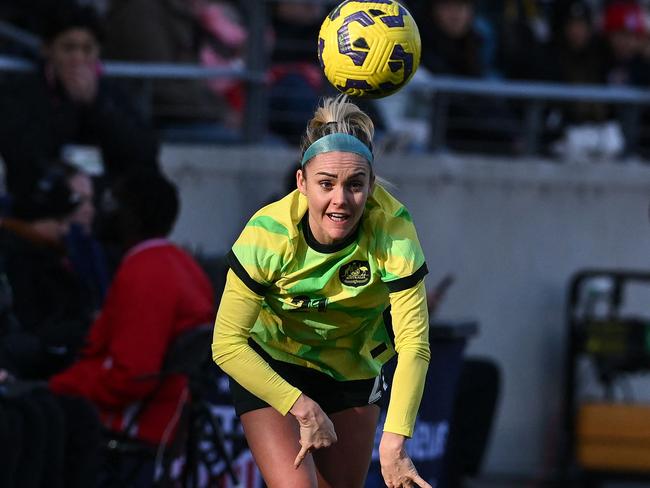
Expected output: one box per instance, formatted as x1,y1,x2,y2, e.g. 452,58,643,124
101,323,246,488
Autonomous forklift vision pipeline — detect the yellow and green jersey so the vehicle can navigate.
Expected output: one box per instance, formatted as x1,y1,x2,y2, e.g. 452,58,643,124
228,184,428,381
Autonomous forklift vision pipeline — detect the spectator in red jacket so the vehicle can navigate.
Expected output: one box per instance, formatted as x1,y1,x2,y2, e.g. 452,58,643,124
49,169,214,445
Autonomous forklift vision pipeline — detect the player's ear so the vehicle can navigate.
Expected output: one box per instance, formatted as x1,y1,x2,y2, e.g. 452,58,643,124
297,168,307,195
369,171,375,192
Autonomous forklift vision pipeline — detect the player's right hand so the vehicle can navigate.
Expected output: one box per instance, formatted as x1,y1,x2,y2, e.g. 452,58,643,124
379,431,432,488
289,394,337,468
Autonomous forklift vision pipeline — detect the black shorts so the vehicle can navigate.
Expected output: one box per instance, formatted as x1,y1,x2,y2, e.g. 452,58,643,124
228,340,386,417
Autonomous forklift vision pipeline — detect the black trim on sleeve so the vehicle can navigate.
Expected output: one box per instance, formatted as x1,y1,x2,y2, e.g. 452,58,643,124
384,263,429,293
226,250,269,296
383,306,395,347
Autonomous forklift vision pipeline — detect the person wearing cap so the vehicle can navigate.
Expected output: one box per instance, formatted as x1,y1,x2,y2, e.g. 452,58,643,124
212,95,432,488
602,0,650,86
0,167,95,380
0,2,159,198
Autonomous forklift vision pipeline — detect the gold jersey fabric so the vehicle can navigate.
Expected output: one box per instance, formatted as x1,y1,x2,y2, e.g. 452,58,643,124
213,185,430,436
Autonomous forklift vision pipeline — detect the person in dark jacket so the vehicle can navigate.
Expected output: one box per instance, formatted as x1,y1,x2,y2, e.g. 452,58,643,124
0,240,102,488
61,163,110,311
418,0,484,77
601,0,650,87
0,3,159,197
541,0,610,142
415,0,518,153
0,167,94,379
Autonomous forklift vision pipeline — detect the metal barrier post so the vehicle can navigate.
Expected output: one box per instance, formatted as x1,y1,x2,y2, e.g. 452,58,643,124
242,0,268,143
140,79,154,124
524,100,544,156
429,92,449,152
620,104,640,157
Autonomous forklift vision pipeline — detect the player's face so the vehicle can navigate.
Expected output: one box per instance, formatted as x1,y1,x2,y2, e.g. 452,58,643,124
297,152,373,245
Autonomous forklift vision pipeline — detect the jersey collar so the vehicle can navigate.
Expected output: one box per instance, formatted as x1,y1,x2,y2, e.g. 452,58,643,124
301,213,360,254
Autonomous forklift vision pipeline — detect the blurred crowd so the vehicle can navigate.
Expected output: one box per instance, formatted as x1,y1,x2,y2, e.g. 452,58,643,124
4,0,650,156
0,3,219,486
409,0,650,156
0,0,650,157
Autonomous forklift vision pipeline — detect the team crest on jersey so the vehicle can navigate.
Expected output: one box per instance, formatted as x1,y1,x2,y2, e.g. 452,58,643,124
339,260,371,287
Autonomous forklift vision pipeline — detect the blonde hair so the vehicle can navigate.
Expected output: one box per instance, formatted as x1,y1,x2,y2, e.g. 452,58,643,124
300,95,375,160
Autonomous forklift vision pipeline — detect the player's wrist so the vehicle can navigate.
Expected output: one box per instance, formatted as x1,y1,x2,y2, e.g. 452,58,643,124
289,393,317,420
379,431,407,456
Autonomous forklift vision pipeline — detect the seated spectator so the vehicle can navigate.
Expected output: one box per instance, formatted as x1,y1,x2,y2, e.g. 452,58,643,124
418,0,485,77
548,1,605,91
62,162,111,310
196,0,247,127
544,2,609,137
268,1,385,145
415,0,519,153
0,2,159,197
268,2,327,144
0,379,102,488
602,0,650,87
0,168,95,379
103,0,245,142
0,253,103,488
601,1,650,156
495,0,551,80
49,170,214,450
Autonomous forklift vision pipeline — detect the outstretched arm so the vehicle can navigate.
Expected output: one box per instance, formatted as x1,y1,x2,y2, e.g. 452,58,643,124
380,280,432,488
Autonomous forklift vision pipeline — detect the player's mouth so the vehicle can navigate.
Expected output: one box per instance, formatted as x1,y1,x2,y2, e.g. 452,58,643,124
327,212,350,222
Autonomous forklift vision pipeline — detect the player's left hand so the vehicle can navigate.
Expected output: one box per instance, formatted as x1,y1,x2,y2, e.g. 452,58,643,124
379,431,432,488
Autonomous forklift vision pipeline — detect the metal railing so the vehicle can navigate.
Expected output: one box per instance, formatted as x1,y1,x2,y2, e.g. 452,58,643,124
0,0,270,143
2,1,650,155
407,76,650,155
0,19,40,54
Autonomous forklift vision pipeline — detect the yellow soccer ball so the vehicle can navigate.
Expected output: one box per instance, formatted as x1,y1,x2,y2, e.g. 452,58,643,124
318,0,421,98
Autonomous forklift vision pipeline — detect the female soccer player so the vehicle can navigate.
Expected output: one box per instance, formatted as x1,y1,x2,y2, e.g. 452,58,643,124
212,95,432,488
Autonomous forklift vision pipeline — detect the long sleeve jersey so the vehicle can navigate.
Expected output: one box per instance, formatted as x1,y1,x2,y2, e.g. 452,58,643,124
212,185,430,436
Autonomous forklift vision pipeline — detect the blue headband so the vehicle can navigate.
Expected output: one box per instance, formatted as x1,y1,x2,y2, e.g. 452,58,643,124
300,133,373,167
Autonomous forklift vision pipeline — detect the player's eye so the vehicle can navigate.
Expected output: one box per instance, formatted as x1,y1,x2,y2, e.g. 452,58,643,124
319,180,333,190
349,181,364,191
